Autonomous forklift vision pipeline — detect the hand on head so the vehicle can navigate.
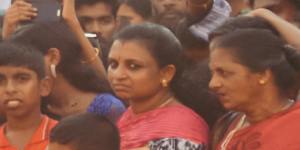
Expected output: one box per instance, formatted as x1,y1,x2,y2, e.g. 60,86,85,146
2,0,37,39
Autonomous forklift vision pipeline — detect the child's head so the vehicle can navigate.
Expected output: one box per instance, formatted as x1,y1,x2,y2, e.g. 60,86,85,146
48,113,120,150
0,42,50,117
0,42,45,79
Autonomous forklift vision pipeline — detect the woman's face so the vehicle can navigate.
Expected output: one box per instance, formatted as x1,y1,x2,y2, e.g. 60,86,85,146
108,40,164,101
209,47,263,111
117,4,145,28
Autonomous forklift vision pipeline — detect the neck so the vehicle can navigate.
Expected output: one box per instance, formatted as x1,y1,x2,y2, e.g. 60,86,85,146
6,108,43,131
244,93,292,124
50,75,97,116
130,89,175,114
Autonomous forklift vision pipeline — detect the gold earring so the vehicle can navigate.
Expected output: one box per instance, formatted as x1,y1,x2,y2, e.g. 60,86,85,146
161,79,168,88
50,64,57,78
259,80,266,85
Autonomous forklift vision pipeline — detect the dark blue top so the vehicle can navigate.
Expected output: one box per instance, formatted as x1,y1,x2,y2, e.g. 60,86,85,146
87,93,126,123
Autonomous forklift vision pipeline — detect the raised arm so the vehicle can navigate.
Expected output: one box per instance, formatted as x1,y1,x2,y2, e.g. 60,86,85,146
61,0,107,78
250,8,300,50
2,0,37,40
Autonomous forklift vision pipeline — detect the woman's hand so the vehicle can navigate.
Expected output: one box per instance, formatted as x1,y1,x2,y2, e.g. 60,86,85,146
247,8,275,20
61,0,79,25
248,8,300,50
2,0,37,39
60,0,107,78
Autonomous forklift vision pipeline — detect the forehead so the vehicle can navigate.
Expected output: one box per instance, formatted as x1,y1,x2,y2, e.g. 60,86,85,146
0,66,36,76
76,2,113,17
109,40,156,62
117,4,139,17
209,48,240,68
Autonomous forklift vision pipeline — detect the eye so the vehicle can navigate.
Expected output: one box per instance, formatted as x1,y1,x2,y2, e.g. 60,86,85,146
108,60,118,70
0,76,6,85
128,63,141,71
16,74,30,83
217,69,232,78
99,17,113,25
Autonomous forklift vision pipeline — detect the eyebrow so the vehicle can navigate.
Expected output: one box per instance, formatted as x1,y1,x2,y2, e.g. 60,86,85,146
79,15,113,20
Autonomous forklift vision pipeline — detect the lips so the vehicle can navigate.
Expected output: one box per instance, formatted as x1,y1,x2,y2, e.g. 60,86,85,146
4,99,22,109
215,92,227,101
111,84,131,92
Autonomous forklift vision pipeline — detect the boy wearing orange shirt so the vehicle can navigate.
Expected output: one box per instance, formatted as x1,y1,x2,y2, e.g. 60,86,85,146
0,42,57,150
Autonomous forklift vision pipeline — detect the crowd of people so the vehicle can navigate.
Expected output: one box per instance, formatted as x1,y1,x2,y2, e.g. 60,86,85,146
0,0,300,150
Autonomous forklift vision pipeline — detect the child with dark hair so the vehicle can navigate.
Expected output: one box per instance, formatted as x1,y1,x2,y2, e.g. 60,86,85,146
48,113,120,150
9,0,126,122
0,42,56,150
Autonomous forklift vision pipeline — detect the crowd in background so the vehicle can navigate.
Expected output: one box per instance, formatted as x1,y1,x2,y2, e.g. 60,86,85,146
0,0,300,150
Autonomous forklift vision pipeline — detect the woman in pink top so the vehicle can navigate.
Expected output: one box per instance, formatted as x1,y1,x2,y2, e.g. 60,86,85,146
108,23,208,150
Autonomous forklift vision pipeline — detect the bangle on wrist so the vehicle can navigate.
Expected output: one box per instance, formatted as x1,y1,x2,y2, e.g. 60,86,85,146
81,48,100,64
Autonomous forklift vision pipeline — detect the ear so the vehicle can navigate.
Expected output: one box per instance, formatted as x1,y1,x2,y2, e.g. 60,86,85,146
39,76,52,97
257,69,272,85
160,65,176,84
44,48,61,66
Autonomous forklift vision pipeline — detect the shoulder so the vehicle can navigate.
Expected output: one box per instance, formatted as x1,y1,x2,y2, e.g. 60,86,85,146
210,111,241,149
162,104,207,124
92,93,125,107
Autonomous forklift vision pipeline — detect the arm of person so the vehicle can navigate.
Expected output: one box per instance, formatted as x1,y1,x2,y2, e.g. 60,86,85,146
249,8,300,50
61,0,107,78
2,0,37,40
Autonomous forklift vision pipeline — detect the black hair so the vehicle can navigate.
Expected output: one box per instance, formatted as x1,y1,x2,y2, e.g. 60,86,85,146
113,23,183,96
176,21,209,62
176,60,227,128
209,16,279,40
288,0,300,10
10,21,112,93
118,0,152,19
50,112,120,150
0,42,45,79
211,29,298,96
75,0,118,16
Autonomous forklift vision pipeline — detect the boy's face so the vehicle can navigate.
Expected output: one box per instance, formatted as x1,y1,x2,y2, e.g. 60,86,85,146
0,66,50,118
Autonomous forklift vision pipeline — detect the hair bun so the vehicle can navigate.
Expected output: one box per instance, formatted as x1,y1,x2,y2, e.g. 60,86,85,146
283,44,300,71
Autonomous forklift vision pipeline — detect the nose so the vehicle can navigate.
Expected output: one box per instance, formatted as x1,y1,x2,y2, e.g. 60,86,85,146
89,21,102,35
110,65,128,81
163,0,176,9
209,75,222,92
5,80,17,95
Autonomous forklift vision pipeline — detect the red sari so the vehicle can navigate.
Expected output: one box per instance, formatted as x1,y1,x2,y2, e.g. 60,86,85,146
117,104,208,150
216,102,300,150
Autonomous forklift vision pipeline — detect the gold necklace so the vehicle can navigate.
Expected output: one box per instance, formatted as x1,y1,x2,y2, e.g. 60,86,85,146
281,99,295,111
158,96,174,108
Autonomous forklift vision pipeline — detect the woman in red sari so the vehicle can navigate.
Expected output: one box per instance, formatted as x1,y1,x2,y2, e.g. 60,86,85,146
107,23,208,150
209,17,300,150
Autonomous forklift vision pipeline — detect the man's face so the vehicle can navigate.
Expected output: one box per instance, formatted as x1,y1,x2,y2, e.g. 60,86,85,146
76,2,116,45
151,0,187,30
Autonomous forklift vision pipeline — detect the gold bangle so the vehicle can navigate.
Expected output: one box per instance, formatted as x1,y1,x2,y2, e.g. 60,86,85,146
81,48,100,64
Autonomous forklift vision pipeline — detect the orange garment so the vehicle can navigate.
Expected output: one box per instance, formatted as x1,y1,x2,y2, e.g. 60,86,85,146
216,102,300,150
0,116,57,150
